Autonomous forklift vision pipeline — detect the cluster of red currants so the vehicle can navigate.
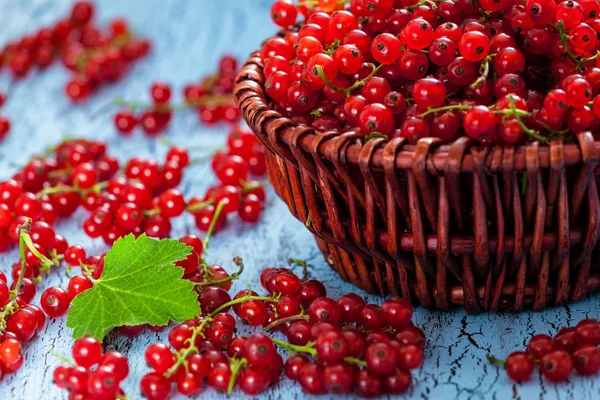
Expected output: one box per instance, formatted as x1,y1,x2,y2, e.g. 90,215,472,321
61,1,151,102
38,244,99,319
0,92,8,142
187,126,268,229
0,139,118,251
113,82,176,136
113,55,241,136
0,1,150,102
136,260,424,399
1,131,267,253
185,55,241,125
53,337,130,399
489,318,600,382
260,266,423,397
0,218,72,378
264,0,600,145
82,149,193,244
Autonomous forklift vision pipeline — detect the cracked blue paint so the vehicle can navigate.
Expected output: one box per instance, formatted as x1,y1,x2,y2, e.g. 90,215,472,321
0,1,597,399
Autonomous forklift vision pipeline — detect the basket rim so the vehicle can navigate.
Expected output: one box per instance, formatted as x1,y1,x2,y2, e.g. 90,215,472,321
234,52,599,174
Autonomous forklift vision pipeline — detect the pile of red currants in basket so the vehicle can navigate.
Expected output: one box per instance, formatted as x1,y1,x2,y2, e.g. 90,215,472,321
265,0,600,144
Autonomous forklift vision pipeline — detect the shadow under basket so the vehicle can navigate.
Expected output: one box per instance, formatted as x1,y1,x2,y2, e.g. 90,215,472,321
234,52,600,313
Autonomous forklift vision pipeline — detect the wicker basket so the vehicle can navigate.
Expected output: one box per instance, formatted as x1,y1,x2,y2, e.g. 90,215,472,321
234,52,600,313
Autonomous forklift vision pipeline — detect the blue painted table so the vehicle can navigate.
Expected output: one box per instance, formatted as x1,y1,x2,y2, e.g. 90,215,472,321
0,1,597,399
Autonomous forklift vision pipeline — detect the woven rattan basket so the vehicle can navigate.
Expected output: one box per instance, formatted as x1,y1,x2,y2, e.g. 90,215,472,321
234,52,600,313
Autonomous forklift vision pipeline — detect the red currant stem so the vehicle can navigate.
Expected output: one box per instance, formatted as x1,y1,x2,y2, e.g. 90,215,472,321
37,252,64,278
272,337,316,356
418,104,472,118
537,121,569,139
472,57,493,89
287,257,309,281
551,22,583,69
77,262,96,279
227,357,248,395
580,50,600,65
315,63,383,96
49,349,77,367
186,180,269,214
486,353,505,366
298,0,318,6
186,198,214,213
164,319,213,378
263,313,309,332
201,200,225,259
201,263,214,280
194,256,244,289
344,356,368,367
407,0,436,10
47,167,72,179
22,233,58,272
15,222,32,294
211,292,280,318
36,181,109,199
365,132,388,141
271,338,368,367
242,179,269,192
507,95,548,144
0,220,33,332
406,0,426,10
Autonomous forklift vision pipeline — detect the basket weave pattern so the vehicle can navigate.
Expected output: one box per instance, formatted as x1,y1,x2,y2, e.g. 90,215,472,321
234,53,600,312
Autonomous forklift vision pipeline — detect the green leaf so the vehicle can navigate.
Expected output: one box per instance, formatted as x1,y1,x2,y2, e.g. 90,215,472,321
66,234,199,340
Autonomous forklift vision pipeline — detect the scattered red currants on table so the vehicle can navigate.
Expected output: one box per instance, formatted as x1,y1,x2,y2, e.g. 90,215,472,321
0,1,150,102
264,0,600,144
112,55,241,136
488,319,600,382
133,259,424,399
53,336,130,399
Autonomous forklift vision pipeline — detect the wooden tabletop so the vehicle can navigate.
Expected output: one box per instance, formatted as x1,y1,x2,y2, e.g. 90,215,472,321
0,0,596,399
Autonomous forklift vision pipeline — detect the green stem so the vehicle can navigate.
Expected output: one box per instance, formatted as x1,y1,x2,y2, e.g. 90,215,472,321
1,219,34,332
271,338,367,366
227,358,248,395
187,180,269,214
21,229,56,270
507,95,548,144
551,22,583,69
486,353,505,366
164,292,278,376
288,258,309,281
36,181,108,199
418,104,472,118
242,179,269,193
210,293,279,318
406,0,427,11
315,63,383,96
164,318,213,378
580,51,600,65
49,349,77,367
186,198,214,213
263,314,309,332
272,338,317,356
194,257,244,289
201,201,225,259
